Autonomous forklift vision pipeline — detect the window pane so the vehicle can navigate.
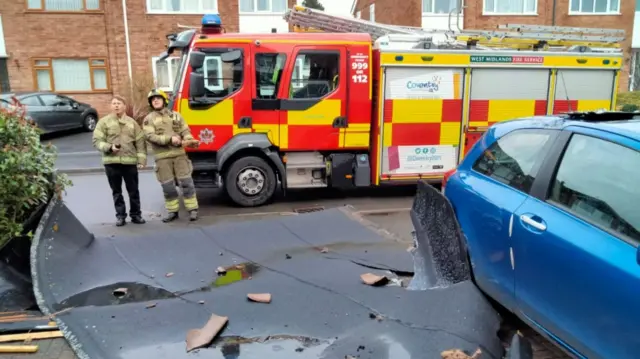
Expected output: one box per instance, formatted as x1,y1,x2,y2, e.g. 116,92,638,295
202,0,217,11
181,0,198,11
35,60,49,67
472,130,553,193
27,0,42,9
155,60,170,88
85,0,99,10
20,96,41,107
525,0,535,12
550,134,640,242
255,53,286,98
166,0,179,11
289,53,339,99
149,0,163,10
272,0,286,12
204,57,222,90
594,0,607,12
92,68,108,90
423,0,433,12
51,59,91,91
91,59,105,66
484,0,494,12
610,0,620,11
370,4,375,20
170,58,180,82
40,94,61,106
36,70,52,91
496,0,525,13
198,50,243,99
570,0,580,11
434,0,456,14
44,0,83,11
581,0,594,12
240,0,254,11
257,0,269,11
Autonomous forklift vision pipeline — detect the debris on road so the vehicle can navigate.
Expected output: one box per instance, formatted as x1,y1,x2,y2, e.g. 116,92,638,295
320,247,329,253
0,330,63,343
441,348,482,359
186,314,228,352
360,273,388,286
165,272,174,278
247,293,272,303
216,266,227,275
0,344,39,353
0,311,59,333
285,254,292,259
368,312,384,321
113,288,128,298
145,302,157,309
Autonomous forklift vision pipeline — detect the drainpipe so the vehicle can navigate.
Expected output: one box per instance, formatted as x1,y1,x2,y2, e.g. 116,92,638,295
122,0,133,93
551,0,557,25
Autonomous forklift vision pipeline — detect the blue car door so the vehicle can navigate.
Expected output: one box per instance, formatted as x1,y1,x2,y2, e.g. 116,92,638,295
513,128,640,358
449,128,559,311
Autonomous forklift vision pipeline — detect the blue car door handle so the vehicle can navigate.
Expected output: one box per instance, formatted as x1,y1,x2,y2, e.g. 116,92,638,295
520,214,547,232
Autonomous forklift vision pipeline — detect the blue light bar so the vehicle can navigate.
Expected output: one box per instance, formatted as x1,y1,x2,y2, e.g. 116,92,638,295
202,14,222,27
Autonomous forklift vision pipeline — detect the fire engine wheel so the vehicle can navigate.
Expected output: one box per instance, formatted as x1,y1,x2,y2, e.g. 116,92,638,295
225,156,276,207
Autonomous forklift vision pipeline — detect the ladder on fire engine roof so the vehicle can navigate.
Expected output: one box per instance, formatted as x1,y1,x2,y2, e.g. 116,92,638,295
284,5,625,52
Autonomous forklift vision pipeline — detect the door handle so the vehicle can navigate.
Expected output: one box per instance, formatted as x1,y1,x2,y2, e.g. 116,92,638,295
332,116,348,128
238,117,252,128
520,214,547,231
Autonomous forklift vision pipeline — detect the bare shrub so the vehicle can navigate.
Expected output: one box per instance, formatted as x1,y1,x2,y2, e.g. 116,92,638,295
121,74,156,126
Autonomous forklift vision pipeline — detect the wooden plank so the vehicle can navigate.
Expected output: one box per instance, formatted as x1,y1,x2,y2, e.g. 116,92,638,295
0,330,63,343
0,345,39,353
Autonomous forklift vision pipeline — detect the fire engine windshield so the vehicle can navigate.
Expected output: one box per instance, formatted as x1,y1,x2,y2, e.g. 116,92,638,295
171,50,189,97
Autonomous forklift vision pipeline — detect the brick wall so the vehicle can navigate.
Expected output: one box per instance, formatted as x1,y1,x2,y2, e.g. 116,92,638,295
353,0,421,27
0,0,239,116
464,0,633,92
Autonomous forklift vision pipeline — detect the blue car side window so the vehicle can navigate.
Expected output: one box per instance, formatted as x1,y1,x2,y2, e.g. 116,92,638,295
472,129,554,193
548,134,640,244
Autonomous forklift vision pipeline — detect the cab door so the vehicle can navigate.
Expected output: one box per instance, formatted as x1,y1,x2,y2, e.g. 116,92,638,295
279,46,348,151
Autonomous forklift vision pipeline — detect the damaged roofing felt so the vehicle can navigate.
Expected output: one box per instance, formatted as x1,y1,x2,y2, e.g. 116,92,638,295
31,192,502,359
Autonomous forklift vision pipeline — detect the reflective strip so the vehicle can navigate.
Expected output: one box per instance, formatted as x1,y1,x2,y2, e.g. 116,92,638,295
183,196,198,211
154,148,187,160
103,156,138,165
165,199,180,212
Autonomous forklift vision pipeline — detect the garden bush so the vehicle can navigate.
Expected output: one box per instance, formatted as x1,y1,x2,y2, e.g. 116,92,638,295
0,99,71,249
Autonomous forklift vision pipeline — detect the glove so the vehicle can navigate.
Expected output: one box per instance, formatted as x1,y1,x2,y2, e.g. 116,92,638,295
182,139,200,149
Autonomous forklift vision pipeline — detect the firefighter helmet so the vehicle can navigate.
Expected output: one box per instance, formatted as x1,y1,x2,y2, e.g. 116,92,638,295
147,89,169,107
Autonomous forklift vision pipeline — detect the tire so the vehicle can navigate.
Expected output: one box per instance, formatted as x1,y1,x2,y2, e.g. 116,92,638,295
224,156,277,207
83,114,97,132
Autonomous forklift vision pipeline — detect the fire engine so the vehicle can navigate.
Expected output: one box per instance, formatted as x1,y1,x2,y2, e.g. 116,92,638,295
158,6,624,207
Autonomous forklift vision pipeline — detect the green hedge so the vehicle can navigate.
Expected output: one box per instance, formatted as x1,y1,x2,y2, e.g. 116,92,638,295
0,100,72,249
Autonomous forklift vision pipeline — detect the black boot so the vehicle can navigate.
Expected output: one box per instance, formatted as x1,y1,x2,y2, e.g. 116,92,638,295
162,212,179,223
116,218,126,227
130,215,146,224
189,210,198,222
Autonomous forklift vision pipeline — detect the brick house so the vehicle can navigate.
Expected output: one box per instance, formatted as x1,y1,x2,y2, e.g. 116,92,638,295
0,0,295,116
351,0,635,92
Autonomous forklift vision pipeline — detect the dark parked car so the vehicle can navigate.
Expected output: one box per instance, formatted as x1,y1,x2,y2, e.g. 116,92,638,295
0,92,98,134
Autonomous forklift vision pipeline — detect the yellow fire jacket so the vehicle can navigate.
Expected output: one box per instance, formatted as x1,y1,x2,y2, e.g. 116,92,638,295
142,109,195,160
92,113,146,166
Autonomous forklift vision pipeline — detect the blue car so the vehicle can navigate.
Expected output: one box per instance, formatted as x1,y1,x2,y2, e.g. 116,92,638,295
443,112,640,359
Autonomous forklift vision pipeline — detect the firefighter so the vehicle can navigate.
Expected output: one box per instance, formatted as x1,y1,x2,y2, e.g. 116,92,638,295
92,95,147,227
143,89,200,222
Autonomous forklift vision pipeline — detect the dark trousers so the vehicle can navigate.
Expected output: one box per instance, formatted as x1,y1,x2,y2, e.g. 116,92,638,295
104,164,141,219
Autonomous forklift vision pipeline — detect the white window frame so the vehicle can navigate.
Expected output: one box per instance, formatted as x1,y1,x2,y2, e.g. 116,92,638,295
369,4,375,22
203,56,224,91
146,0,218,14
356,10,361,18
151,56,182,92
239,0,288,14
27,0,101,11
482,0,538,15
568,0,620,15
422,0,462,15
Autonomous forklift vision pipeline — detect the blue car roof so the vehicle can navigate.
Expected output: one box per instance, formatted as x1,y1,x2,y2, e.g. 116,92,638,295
492,114,640,142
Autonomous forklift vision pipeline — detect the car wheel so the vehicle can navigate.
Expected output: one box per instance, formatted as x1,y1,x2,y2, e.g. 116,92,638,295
83,114,97,132
224,156,276,207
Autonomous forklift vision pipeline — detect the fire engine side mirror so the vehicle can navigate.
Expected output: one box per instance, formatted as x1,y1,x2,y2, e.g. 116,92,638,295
190,51,205,70
189,72,205,98
221,50,241,63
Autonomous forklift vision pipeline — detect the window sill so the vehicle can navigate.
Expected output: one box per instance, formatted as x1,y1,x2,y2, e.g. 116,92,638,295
239,11,287,15
568,12,621,16
146,10,218,15
482,12,538,16
421,13,464,16
25,9,104,15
